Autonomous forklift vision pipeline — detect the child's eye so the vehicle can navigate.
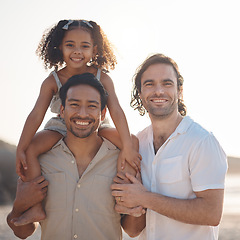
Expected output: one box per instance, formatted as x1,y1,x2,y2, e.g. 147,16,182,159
82,45,90,49
66,43,74,47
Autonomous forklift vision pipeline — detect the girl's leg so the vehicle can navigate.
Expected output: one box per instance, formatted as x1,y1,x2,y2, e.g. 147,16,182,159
13,130,62,226
24,130,63,180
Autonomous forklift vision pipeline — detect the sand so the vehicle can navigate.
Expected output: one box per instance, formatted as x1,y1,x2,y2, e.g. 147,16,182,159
219,214,240,240
0,205,239,240
1,170,240,239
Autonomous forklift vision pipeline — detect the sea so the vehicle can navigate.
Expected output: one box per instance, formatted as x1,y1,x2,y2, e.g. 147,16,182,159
223,174,240,215
0,174,239,240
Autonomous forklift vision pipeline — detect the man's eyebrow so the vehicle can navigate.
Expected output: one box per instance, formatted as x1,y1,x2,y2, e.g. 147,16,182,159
163,79,174,83
142,79,154,85
142,78,175,85
67,98,80,102
67,99,100,105
88,100,100,105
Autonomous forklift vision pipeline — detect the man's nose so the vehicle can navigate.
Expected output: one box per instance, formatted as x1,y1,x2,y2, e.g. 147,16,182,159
77,107,88,117
154,84,164,95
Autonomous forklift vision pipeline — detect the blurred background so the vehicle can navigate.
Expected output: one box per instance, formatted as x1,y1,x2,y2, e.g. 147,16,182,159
0,0,239,239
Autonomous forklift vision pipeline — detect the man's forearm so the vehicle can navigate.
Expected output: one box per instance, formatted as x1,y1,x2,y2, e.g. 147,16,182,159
141,189,224,226
112,174,224,226
6,176,47,238
121,213,146,238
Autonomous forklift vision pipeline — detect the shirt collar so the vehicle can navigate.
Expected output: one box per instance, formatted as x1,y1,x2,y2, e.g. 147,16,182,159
52,137,117,152
172,116,193,136
52,138,72,154
148,115,193,141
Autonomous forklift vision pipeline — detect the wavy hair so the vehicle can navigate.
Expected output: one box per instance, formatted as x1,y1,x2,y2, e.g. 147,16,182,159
130,53,187,116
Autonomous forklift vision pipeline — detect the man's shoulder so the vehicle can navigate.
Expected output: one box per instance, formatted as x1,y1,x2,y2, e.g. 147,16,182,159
186,117,212,139
185,117,224,151
136,125,152,140
39,138,66,159
102,137,120,151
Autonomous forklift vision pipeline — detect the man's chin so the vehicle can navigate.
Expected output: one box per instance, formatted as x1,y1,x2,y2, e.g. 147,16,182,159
69,126,93,139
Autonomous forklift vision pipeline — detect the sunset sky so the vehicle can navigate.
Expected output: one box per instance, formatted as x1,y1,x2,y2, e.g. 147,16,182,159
1,0,240,157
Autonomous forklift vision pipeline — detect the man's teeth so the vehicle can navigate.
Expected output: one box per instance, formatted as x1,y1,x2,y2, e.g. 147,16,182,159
76,121,89,125
153,99,166,103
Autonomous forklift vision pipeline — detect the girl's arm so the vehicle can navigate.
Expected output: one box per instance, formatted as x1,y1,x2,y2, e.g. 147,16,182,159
99,128,140,176
16,76,56,174
100,74,141,171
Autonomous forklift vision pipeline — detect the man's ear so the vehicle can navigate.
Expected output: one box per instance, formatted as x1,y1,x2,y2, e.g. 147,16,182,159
60,105,65,118
101,107,106,121
178,86,183,100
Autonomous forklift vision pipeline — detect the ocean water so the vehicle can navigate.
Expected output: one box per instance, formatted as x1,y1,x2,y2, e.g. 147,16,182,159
223,174,240,214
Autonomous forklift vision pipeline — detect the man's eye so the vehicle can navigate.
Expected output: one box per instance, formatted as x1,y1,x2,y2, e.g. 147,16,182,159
89,105,97,108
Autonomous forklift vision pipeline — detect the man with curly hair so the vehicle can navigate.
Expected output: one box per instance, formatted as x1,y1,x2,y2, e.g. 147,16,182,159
112,54,228,240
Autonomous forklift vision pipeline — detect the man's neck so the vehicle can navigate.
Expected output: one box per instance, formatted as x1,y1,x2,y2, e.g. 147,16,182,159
64,133,103,177
64,132,102,158
150,112,183,153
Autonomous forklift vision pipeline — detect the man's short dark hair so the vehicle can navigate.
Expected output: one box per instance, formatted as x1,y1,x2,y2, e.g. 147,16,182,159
60,73,108,111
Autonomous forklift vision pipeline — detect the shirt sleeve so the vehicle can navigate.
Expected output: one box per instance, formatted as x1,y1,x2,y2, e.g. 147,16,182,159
189,132,228,192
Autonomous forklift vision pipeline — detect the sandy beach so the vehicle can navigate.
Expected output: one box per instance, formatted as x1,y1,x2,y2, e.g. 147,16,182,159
1,173,239,240
0,207,239,240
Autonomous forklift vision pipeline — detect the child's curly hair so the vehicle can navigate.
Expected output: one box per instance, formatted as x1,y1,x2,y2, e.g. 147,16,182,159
36,20,117,71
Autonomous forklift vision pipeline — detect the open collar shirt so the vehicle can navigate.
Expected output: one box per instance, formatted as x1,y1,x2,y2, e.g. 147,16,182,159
137,116,228,240
39,138,122,240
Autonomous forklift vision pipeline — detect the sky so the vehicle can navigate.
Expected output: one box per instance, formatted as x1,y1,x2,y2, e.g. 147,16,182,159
0,0,240,157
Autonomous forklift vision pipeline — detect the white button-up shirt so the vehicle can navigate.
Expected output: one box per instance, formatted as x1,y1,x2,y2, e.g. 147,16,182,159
137,116,227,240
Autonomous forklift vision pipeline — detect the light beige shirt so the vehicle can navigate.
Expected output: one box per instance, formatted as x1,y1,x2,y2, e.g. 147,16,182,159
39,138,122,240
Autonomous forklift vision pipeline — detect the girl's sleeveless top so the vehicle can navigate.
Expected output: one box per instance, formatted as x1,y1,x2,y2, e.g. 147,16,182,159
49,69,102,114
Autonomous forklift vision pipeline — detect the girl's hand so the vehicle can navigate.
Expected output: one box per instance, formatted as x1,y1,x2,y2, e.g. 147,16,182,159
120,146,142,171
16,148,27,181
114,204,146,217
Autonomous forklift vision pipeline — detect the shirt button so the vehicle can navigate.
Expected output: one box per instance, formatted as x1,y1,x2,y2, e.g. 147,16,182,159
75,208,79,212
71,160,75,164
77,184,81,188
73,234,78,239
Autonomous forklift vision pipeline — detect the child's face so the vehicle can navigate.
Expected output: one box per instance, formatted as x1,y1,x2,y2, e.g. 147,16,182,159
60,28,97,69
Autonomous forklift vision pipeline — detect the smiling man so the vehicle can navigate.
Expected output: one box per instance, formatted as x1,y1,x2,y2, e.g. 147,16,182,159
8,73,124,240
112,54,228,240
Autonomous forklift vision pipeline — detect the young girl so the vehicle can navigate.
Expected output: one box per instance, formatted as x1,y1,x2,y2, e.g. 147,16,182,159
14,19,141,226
